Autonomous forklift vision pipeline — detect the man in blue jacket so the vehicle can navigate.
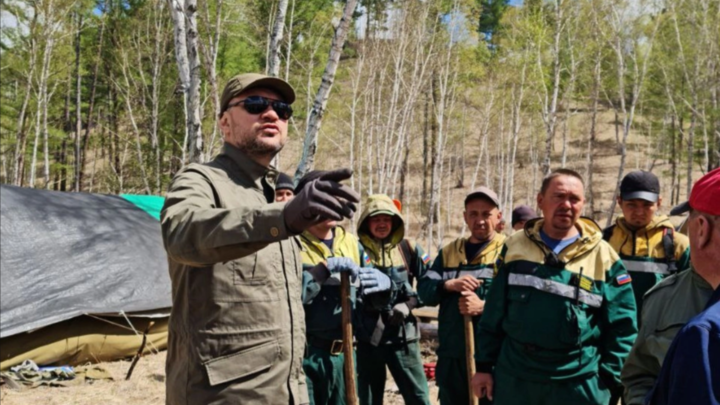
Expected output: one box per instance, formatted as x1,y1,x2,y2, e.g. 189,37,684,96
646,168,720,405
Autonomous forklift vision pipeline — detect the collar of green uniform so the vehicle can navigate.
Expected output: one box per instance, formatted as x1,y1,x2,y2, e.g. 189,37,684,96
453,232,505,264
301,226,349,257
524,216,602,259
220,143,278,190
615,214,672,235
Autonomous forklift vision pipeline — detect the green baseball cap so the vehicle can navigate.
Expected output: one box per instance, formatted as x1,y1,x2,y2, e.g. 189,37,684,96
219,73,296,115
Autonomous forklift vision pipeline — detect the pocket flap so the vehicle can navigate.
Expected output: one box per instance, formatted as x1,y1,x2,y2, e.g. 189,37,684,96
204,341,279,386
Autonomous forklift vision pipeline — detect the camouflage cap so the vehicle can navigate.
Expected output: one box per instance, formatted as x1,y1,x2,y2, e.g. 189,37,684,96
219,73,296,115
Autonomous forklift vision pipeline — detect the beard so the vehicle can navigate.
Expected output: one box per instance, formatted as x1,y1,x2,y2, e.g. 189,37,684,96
235,126,286,157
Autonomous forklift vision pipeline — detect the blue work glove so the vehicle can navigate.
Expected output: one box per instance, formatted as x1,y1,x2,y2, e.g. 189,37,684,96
325,257,360,279
358,268,392,294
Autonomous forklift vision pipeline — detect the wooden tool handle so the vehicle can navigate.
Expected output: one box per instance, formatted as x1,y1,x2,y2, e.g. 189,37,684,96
464,315,478,405
341,272,358,405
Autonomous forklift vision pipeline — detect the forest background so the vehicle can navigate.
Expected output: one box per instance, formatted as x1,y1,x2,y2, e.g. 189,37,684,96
1,0,718,254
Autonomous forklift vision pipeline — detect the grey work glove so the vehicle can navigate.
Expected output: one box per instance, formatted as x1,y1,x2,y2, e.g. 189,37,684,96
388,303,410,325
325,257,360,279
358,268,392,294
283,169,360,234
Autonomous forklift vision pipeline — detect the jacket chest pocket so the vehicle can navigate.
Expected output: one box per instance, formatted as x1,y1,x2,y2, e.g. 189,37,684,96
505,288,531,336
216,252,279,303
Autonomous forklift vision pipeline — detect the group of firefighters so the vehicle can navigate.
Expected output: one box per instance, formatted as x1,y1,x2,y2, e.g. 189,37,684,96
160,73,719,405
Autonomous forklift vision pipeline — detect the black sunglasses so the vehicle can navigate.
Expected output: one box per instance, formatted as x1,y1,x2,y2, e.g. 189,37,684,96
227,96,293,120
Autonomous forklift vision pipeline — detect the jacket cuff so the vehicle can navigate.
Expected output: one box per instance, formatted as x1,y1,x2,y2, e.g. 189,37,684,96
437,280,449,297
476,361,494,373
307,263,331,284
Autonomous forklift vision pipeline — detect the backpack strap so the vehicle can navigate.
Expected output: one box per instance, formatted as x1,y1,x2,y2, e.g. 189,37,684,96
662,228,678,273
398,239,418,281
602,225,615,242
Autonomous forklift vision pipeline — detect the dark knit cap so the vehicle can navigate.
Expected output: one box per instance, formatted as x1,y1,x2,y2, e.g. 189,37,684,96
276,172,295,192
511,205,537,226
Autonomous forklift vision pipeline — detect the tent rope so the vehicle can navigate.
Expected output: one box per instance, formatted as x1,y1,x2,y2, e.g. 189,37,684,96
120,311,161,355
84,313,161,355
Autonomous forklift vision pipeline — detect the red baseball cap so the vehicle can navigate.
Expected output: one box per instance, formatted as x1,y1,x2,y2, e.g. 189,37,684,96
670,167,720,216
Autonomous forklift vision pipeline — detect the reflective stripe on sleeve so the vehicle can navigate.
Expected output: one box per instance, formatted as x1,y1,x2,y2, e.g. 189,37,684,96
425,270,442,280
623,260,670,275
442,268,494,281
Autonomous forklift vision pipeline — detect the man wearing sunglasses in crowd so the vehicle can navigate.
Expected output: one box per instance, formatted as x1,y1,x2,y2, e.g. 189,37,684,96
161,73,359,405
472,168,638,405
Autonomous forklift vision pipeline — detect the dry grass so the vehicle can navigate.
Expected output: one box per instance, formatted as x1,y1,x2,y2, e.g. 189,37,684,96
1,353,167,405
1,342,441,405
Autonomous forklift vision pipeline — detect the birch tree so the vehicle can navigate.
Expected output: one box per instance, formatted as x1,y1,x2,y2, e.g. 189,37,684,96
295,0,358,180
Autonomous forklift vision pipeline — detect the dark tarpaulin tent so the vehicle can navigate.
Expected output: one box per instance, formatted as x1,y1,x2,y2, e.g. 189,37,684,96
0,185,171,369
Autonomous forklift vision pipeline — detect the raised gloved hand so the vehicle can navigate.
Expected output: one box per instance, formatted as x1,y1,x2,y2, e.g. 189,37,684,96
358,267,392,294
325,257,360,279
388,303,410,325
282,169,360,234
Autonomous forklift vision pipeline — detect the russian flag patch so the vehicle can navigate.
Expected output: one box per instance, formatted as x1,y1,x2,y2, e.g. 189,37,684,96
617,274,632,285
421,252,430,264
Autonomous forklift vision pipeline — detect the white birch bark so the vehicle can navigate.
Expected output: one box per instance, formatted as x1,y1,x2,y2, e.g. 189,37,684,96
267,0,289,77
168,0,191,164
295,0,358,180
185,0,204,163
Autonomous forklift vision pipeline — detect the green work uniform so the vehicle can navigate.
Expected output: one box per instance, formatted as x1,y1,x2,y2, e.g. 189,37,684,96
476,218,638,405
300,226,393,405
621,267,714,404
161,144,308,405
355,194,431,405
417,232,506,405
604,215,691,320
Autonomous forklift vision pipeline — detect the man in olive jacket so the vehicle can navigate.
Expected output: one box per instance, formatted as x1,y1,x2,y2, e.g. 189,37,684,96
161,73,359,405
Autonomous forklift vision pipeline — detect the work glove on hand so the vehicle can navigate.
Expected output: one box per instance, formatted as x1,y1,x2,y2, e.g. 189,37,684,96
388,303,410,325
283,169,360,234
358,268,392,294
325,257,360,279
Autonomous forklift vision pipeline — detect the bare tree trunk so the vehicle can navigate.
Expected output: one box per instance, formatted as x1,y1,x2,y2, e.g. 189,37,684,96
295,0,358,180
670,114,677,205
185,0,204,163
587,41,601,218
267,0,289,77
687,98,696,196
30,8,56,188
200,0,223,160
540,0,563,176
168,0,191,164
78,18,105,189
284,0,296,81
42,82,59,188
74,13,84,191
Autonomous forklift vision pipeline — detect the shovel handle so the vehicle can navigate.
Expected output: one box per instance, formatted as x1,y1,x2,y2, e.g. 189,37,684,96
464,315,478,405
341,272,358,405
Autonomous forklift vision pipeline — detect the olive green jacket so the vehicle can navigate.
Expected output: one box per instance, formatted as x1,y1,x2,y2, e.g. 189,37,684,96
620,267,714,405
161,144,308,405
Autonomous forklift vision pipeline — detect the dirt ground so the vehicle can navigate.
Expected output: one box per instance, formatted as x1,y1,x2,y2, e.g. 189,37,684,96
0,341,441,405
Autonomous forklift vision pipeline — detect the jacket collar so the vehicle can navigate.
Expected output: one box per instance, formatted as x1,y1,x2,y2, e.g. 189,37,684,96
218,143,278,190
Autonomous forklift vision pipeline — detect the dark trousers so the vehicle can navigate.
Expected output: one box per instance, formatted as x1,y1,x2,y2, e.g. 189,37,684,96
356,340,430,405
